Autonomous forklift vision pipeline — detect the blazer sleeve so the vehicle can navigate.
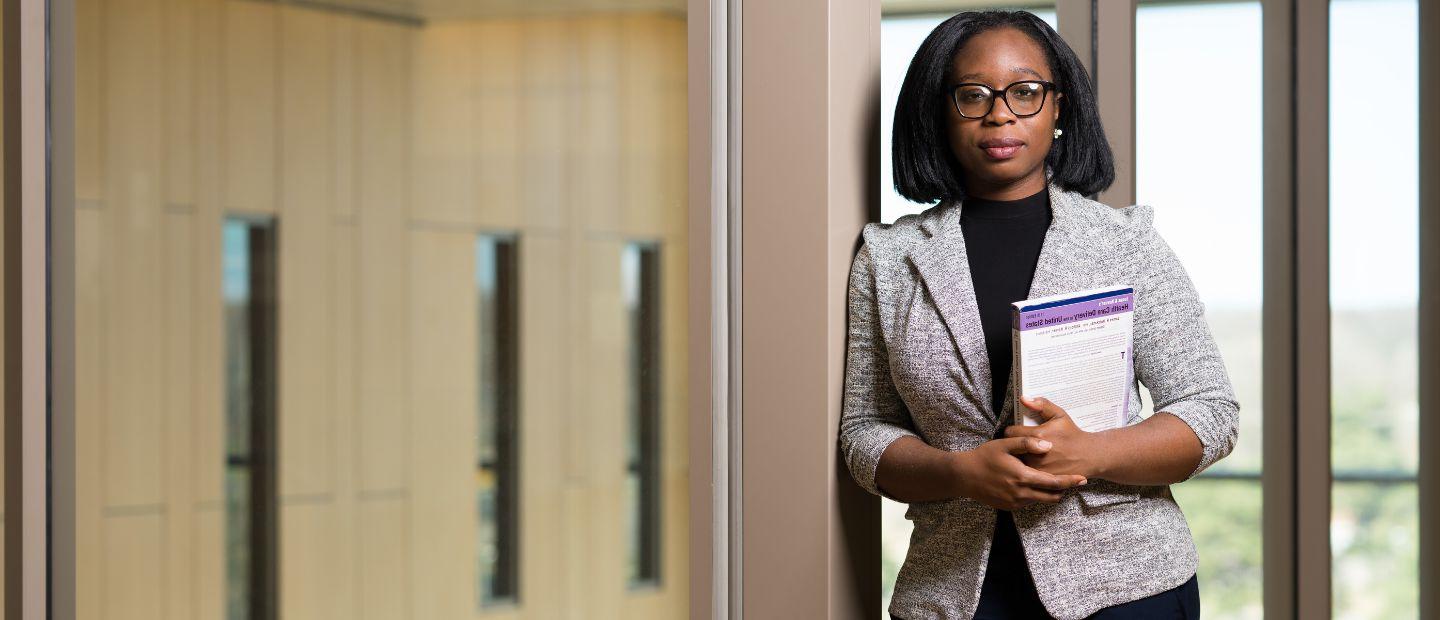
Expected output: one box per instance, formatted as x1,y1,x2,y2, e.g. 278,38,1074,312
1131,215,1241,482
838,235,923,500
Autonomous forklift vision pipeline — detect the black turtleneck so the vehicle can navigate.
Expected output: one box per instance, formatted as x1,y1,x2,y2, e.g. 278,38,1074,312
958,184,1052,436
963,184,1055,618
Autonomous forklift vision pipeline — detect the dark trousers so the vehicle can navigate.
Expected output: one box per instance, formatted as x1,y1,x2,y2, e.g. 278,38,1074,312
971,510,1201,619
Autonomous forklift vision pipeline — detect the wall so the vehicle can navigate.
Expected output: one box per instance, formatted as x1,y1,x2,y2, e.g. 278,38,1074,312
72,0,688,617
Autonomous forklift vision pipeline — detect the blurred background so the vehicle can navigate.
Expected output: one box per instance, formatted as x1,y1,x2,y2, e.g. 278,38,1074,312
63,0,688,618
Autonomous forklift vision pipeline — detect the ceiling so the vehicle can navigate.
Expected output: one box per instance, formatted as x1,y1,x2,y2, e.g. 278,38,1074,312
290,0,684,23
278,0,1046,24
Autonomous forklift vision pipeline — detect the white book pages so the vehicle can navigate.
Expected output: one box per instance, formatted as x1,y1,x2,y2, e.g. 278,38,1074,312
1010,286,1135,432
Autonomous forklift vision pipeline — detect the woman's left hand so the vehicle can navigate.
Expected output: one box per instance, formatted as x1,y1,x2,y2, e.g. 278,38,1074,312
1003,395,1109,480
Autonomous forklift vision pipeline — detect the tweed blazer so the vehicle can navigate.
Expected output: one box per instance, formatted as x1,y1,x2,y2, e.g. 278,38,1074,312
838,176,1240,619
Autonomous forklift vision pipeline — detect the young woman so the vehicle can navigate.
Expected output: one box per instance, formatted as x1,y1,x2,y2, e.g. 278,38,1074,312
838,10,1240,619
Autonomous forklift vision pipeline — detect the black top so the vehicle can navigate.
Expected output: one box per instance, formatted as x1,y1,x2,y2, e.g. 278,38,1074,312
958,184,1053,434
960,185,1055,616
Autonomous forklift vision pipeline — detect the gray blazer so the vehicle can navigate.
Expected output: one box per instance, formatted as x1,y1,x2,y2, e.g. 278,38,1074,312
838,175,1240,619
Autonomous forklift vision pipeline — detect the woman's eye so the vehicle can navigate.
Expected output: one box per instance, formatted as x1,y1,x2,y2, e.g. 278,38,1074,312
960,90,987,101
1012,89,1037,99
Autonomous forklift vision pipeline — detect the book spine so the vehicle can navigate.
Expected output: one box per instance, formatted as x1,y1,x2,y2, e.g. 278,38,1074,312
1010,305,1022,426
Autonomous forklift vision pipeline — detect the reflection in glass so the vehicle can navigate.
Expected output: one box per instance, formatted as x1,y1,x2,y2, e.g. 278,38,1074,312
1329,1,1420,617
1137,3,1264,617
476,234,519,607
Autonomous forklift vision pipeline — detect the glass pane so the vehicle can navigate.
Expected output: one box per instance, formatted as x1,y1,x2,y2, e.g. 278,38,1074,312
222,216,278,620
1332,482,1420,617
1169,480,1263,618
475,234,518,606
623,242,663,588
71,2,688,617
1136,2,1265,617
1329,0,1420,617
879,6,1056,615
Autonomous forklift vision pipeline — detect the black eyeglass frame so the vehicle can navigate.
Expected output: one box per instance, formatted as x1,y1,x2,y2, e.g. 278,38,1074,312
946,79,1058,119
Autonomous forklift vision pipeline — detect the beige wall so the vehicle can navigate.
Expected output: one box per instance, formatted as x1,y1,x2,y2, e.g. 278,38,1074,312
73,1,688,618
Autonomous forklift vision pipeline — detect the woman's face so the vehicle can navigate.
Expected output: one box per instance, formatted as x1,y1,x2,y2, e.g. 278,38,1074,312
944,27,1062,197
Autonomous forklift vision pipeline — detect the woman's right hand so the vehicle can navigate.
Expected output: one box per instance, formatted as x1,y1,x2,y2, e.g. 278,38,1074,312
951,437,1088,510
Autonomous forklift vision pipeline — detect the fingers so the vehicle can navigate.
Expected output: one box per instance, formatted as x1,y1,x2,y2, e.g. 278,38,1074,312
1020,395,1069,423
1002,424,1041,439
1020,470,1089,491
1002,436,1053,456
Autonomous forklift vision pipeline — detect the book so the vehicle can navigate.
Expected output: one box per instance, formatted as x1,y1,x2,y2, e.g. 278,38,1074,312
1010,285,1135,432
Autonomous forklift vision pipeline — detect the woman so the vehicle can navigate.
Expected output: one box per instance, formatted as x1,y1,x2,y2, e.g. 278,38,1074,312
838,10,1239,620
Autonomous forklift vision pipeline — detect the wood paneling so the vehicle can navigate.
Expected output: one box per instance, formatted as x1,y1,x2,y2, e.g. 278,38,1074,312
73,4,688,618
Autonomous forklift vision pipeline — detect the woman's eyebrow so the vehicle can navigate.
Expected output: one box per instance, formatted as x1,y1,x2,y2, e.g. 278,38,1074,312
956,66,1046,82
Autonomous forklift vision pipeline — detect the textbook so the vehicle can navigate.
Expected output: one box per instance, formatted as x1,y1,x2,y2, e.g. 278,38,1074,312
1010,285,1134,432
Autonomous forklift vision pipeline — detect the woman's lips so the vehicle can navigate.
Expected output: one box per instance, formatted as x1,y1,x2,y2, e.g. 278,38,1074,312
982,144,1022,160
979,138,1025,160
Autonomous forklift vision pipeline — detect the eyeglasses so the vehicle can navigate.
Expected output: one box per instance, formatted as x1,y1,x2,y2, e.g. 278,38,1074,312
947,80,1057,119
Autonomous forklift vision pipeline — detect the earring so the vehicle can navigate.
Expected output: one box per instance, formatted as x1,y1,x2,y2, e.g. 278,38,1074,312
1053,128,1064,139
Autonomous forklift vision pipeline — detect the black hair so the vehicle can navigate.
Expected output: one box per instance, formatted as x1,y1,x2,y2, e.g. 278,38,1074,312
891,10,1114,204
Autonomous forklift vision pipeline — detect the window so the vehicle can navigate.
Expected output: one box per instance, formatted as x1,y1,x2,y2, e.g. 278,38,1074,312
476,234,520,608
223,215,279,620
1136,3,1265,618
624,241,663,587
1328,1,1420,616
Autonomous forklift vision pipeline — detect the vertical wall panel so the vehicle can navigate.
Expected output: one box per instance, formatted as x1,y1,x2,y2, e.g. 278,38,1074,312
102,0,165,509
354,19,412,494
193,508,224,620
102,516,165,620
74,207,103,620
162,0,194,206
357,499,407,620
473,21,523,228
520,19,569,230
412,24,476,226
575,18,623,234
582,240,626,613
75,0,102,202
521,234,569,620
332,18,357,220
223,0,277,215
328,222,360,620
280,503,342,619
406,231,477,619
162,211,197,620
620,15,665,235
277,5,336,499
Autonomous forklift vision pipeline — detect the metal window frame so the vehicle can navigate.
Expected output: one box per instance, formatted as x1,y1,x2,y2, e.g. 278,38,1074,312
1419,0,1438,617
5,0,76,615
686,0,739,617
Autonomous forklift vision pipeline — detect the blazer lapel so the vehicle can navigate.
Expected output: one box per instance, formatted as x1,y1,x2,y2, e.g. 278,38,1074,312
907,178,1080,422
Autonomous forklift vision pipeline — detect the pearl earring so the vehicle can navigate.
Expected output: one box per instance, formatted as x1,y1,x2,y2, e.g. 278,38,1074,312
1053,128,1064,139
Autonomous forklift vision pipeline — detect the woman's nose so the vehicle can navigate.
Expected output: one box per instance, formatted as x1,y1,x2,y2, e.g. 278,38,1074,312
984,96,1017,124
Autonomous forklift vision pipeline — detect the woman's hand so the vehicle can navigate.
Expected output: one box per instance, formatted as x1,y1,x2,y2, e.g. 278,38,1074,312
951,436,1089,511
1003,395,1110,480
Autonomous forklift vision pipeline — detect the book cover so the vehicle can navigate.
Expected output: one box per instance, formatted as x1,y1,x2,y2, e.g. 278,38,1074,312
1010,285,1135,432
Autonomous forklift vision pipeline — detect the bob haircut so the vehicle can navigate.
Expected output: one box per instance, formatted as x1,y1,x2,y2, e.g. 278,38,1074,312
892,10,1115,204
